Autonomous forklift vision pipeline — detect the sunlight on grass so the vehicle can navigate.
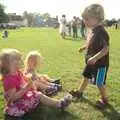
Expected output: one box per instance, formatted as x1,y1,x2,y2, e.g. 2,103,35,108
0,27,120,120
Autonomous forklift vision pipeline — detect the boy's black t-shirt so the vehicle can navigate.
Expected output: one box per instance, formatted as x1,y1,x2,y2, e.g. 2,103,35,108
86,25,109,67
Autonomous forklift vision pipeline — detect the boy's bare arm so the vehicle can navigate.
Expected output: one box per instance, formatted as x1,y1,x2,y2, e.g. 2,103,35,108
79,45,86,52
87,46,109,65
94,46,109,60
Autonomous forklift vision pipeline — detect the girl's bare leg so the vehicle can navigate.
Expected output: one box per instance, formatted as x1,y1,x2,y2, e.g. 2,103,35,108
40,93,59,107
39,92,72,108
34,81,50,90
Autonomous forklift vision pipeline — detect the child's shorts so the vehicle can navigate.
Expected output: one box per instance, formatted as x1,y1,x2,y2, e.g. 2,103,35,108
82,64,109,86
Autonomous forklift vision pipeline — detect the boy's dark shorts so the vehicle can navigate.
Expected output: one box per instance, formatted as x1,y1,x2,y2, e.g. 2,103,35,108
82,64,109,86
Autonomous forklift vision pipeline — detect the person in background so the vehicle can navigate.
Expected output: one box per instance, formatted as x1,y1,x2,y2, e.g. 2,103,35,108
80,20,85,38
72,16,78,39
59,14,67,39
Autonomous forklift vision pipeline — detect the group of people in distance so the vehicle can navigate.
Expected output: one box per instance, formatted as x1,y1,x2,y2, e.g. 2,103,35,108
0,4,110,120
59,14,86,39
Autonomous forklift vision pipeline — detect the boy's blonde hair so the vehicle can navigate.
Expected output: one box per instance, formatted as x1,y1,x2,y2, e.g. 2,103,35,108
82,4,104,21
0,48,21,75
25,51,42,66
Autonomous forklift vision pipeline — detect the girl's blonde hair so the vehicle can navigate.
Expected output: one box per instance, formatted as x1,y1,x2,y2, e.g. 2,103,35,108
82,4,104,21
25,51,42,67
0,48,21,75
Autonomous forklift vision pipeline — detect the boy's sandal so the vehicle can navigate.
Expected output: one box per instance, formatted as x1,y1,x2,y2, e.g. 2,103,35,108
69,90,83,99
96,99,108,109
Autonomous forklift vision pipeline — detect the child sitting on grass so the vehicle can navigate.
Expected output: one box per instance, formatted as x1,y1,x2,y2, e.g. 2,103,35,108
0,48,72,120
24,51,62,96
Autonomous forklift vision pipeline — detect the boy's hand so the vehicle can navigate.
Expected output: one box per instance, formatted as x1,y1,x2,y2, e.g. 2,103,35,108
87,57,97,65
78,46,86,53
78,48,83,53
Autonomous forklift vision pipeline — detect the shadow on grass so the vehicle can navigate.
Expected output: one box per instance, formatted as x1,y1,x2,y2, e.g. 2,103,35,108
76,97,120,120
98,104,120,120
23,105,78,120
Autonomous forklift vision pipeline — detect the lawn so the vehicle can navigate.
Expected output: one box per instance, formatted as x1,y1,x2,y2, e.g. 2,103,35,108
0,27,120,120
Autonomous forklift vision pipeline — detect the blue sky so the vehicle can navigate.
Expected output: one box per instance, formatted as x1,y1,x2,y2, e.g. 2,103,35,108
1,0,120,20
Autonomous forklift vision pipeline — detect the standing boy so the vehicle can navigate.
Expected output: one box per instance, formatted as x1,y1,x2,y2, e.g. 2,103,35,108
70,4,110,108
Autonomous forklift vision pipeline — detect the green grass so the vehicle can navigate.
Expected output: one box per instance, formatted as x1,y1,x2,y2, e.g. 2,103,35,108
0,27,120,120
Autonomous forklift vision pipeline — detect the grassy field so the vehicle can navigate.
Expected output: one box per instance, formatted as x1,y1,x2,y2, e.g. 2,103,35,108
0,27,120,120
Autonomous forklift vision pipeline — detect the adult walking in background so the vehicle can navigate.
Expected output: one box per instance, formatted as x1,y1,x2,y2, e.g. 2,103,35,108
59,15,67,39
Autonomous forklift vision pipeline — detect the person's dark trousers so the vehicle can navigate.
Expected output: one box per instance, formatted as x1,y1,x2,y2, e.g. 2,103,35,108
73,27,77,38
81,27,85,38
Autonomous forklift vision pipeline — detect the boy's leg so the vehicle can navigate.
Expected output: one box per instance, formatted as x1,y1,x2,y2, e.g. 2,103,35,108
96,67,108,101
69,64,92,98
69,77,89,98
98,85,107,100
95,67,108,108
96,85,108,109
78,77,89,92
98,85,108,104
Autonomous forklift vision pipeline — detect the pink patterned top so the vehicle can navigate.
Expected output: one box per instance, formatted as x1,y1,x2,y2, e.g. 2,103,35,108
3,71,41,117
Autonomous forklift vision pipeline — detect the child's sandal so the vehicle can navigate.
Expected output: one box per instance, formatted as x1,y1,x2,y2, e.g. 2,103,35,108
57,95,72,109
69,90,83,98
50,78,61,84
44,88,57,96
54,84,62,92
96,98,108,109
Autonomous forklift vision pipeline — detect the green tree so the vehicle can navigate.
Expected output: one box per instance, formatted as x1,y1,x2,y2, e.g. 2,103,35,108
41,13,51,21
0,3,8,23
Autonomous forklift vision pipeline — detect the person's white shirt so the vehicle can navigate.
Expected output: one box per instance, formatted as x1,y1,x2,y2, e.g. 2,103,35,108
59,17,67,34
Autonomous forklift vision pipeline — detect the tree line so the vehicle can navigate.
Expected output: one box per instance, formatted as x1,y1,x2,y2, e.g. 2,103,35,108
0,2,120,27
